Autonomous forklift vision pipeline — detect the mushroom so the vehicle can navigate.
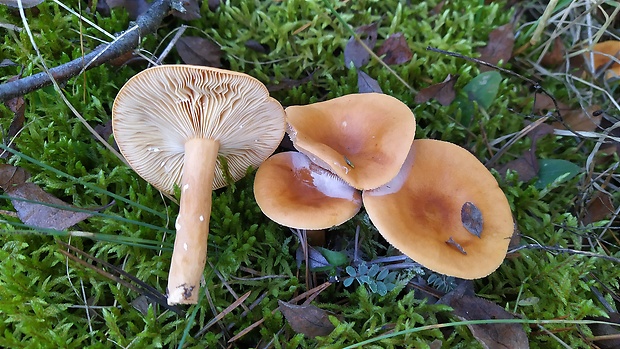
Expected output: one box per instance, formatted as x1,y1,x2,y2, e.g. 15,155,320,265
363,139,514,279
112,65,285,304
253,151,362,229
285,93,416,190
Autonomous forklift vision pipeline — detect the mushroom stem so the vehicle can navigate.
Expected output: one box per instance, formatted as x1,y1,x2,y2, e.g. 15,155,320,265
167,138,219,305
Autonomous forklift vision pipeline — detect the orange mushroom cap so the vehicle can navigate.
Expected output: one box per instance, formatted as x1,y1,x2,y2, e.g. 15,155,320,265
285,93,416,190
254,151,362,230
363,139,514,279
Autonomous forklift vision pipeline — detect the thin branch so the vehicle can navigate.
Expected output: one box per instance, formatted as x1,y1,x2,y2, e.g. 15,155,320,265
0,0,172,102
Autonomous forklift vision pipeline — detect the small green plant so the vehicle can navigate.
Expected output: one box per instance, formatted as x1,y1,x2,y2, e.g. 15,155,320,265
343,263,398,296
427,273,458,293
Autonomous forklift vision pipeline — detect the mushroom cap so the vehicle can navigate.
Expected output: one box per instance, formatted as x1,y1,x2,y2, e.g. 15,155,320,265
363,139,514,279
112,65,285,193
285,93,416,190
254,151,362,229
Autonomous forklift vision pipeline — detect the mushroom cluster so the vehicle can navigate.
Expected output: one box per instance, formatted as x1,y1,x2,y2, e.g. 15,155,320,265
113,65,285,304
254,93,514,279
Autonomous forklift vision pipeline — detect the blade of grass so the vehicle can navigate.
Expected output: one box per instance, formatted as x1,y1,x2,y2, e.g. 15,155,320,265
2,220,171,250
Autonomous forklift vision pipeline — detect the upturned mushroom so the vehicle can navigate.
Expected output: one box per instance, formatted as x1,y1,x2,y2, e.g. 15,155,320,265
363,139,514,279
285,93,416,190
253,151,362,229
112,65,285,304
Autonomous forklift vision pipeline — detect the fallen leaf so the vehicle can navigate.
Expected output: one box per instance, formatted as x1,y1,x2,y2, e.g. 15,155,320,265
495,148,539,182
532,93,569,115
175,36,222,67
582,192,615,225
429,339,443,349
439,283,529,349
106,0,150,20
461,202,483,238
94,0,111,17
0,0,43,8
208,0,221,11
376,32,412,65
171,0,201,21
525,121,555,144
540,36,565,68
357,70,383,93
589,312,620,349
267,72,314,92
2,76,25,158
552,105,602,132
414,74,459,106
0,164,30,190
534,159,581,189
478,23,515,72
278,300,335,338
245,40,269,54
0,59,18,67
344,22,379,68
583,40,620,79
296,245,331,271
6,182,93,230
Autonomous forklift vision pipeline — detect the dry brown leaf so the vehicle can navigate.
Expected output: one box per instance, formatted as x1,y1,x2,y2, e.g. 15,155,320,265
0,164,30,190
245,40,269,54
344,22,379,68
267,72,314,92
583,192,615,225
532,93,569,115
478,23,515,72
278,300,335,338
589,312,620,349
175,36,222,67
0,0,43,8
2,76,26,158
540,37,565,68
461,202,483,238
171,0,201,21
496,149,538,182
552,105,601,132
376,32,412,65
414,74,459,106
6,183,93,230
208,0,221,11
584,40,620,78
357,70,383,93
439,283,529,349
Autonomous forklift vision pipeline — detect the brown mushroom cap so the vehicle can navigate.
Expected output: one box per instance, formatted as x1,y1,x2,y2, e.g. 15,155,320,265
254,151,362,229
113,65,285,194
285,93,416,190
363,139,514,279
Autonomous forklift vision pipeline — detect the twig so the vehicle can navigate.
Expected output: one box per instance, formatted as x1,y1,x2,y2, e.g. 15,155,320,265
0,0,172,102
